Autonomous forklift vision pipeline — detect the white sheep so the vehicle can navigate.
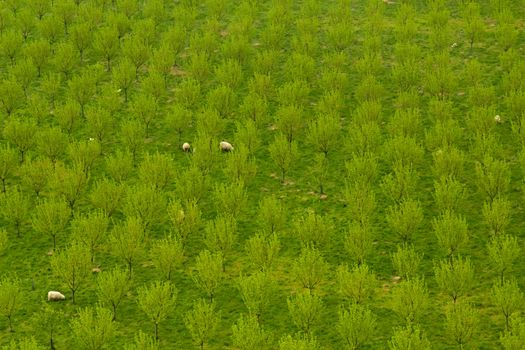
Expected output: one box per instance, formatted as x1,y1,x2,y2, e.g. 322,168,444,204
47,291,65,301
220,141,234,152
494,115,502,123
182,142,191,152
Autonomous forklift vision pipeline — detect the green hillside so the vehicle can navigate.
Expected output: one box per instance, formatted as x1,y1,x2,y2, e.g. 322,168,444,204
0,0,524,349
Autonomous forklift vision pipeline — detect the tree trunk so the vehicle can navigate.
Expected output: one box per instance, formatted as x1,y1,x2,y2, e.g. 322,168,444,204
154,322,158,340
72,289,76,304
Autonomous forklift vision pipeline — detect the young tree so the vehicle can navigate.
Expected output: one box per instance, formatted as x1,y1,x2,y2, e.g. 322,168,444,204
89,178,124,217
336,303,376,350
36,127,68,165
70,22,92,62
388,323,431,350
109,216,146,279
51,162,89,210
129,93,158,137
138,280,177,341
500,314,525,349
3,117,36,163
213,181,247,218
390,278,429,324
55,100,81,135
164,104,191,143
175,165,209,203
344,221,373,266
112,58,135,103
269,134,299,183
232,314,272,350
475,156,510,202
119,119,144,167
223,146,257,185
184,299,220,350
433,176,465,213
192,249,223,301
257,196,286,235
0,144,18,193
123,184,166,232
482,196,511,236
67,72,96,118
444,301,479,349
386,198,423,243
492,279,524,331
278,333,321,350
53,42,78,79
124,331,159,350
92,26,119,71
85,106,113,147
245,232,281,272
488,234,520,285
0,275,20,332
51,242,91,303
67,140,101,175
293,209,332,248
32,197,71,250
391,243,422,280
97,268,130,321
336,263,376,305
292,244,329,291
122,34,149,78
1,186,30,237
20,158,53,197
105,149,133,183
432,210,469,259
32,302,63,350
167,199,201,247
306,114,341,156
71,209,109,264
287,290,323,335
138,151,175,191
434,256,474,303
70,306,115,350
237,271,274,321
275,105,303,144
380,163,419,204
204,215,237,271
150,234,184,281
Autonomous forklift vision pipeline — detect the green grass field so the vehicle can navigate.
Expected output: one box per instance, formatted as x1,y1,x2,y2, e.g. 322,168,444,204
0,0,524,348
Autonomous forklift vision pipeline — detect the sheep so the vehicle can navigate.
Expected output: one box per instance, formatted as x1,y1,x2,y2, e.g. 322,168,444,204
494,115,502,123
182,142,191,152
220,141,234,152
47,291,65,301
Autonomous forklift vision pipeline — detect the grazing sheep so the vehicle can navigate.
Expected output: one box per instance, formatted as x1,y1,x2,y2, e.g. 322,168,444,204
220,141,234,152
47,291,65,301
182,142,191,152
494,115,502,123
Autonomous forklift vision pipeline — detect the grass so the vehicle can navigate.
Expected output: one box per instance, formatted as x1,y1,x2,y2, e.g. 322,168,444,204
0,0,524,348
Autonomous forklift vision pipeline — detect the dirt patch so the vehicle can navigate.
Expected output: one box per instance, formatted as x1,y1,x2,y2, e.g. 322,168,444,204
170,66,187,76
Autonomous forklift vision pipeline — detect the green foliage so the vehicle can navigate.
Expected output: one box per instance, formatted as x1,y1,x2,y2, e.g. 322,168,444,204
245,232,281,272
109,217,146,279
123,184,166,231
344,222,373,266
3,117,36,163
213,181,247,218
492,279,524,331
137,281,177,341
97,268,130,322
482,196,511,236
51,242,91,303
32,197,71,250
278,333,320,350
184,299,220,350
336,264,376,305
293,209,332,248
292,245,328,291
432,210,469,258
0,276,20,332
287,290,323,335
388,323,431,350
444,301,479,349
231,314,272,350
269,134,299,183
150,234,184,281
336,303,376,350
488,234,520,285
386,198,423,243
192,250,223,302
237,271,274,321
1,186,30,238
70,306,115,350
500,314,525,350
71,209,108,264
138,152,175,191
434,256,474,303
391,244,422,280
390,278,429,324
